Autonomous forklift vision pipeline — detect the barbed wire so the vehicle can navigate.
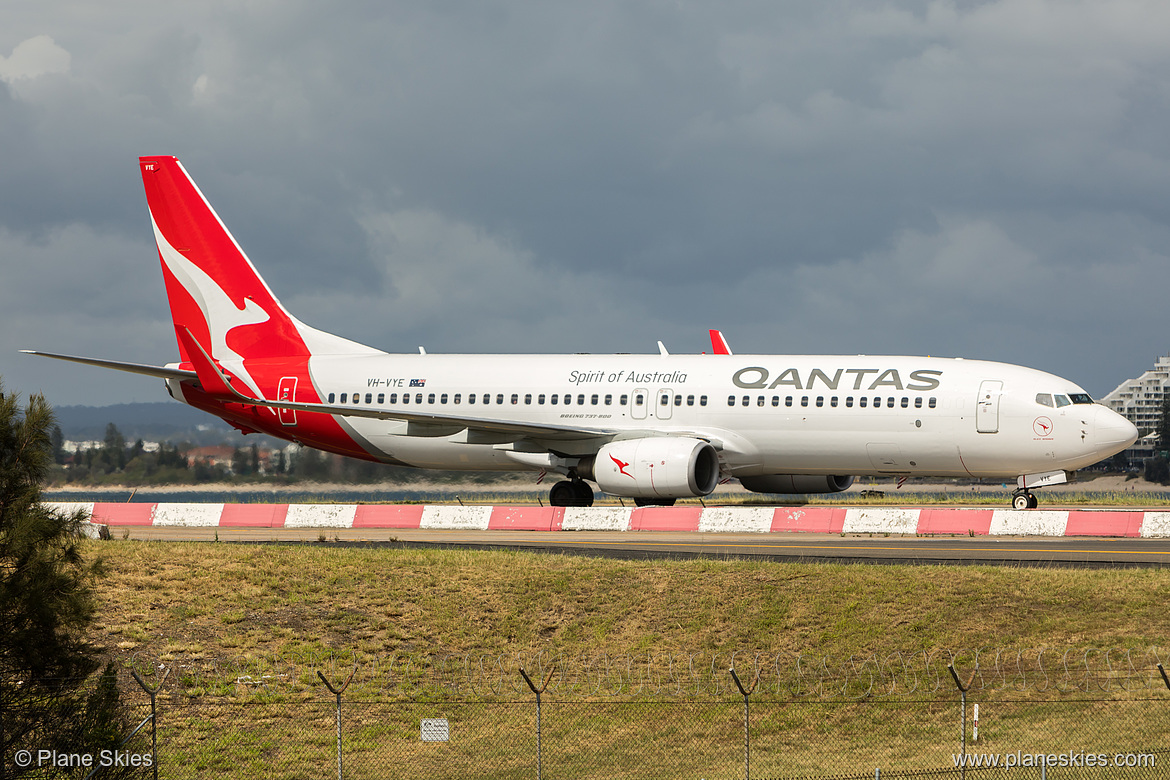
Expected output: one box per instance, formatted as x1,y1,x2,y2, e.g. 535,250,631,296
122,646,1170,701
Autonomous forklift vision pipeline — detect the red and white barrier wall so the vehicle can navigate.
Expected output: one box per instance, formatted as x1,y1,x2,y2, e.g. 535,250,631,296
54,502,1170,538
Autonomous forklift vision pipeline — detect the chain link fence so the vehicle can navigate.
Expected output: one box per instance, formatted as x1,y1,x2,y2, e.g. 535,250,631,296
6,648,1170,779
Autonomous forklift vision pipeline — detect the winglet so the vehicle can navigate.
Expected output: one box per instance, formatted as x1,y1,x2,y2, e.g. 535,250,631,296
709,329,733,355
175,326,254,401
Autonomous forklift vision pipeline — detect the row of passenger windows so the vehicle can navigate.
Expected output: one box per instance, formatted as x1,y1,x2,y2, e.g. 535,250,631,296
326,391,712,408
729,394,938,410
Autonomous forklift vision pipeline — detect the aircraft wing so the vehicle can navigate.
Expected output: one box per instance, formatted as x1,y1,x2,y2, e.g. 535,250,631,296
21,350,197,381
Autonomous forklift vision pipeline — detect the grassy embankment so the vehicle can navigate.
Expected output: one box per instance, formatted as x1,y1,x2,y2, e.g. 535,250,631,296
90,542,1170,779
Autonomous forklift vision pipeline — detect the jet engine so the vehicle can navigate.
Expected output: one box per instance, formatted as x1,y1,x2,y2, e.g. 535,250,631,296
579,437,720,499
738,474,855,494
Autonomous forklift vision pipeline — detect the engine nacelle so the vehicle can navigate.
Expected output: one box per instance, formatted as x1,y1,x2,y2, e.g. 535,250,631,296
581,437,720,499
739,474,855,494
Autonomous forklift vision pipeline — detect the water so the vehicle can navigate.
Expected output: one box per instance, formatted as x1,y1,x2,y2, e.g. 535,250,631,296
42,488,529,504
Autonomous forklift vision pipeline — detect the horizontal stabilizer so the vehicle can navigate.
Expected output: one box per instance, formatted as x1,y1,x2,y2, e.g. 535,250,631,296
21,350,196,381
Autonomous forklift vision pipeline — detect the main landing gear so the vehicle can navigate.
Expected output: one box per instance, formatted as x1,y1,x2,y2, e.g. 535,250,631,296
549,479,594,507
1012,490,1039,510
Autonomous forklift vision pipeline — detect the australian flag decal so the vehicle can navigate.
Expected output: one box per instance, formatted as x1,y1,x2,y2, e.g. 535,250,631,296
409,379,426,387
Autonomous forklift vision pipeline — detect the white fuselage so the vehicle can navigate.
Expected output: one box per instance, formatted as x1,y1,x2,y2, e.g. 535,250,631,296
297,352,1137,480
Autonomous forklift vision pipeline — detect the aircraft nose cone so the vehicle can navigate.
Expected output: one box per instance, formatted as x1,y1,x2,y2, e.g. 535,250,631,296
1094,406,1138,451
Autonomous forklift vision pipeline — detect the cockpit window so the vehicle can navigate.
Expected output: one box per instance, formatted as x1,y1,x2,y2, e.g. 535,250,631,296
1070,393,1094,404
1035,393,1054,407
1055,394,1071,407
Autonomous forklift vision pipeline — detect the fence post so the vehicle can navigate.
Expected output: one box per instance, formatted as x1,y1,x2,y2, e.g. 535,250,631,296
729,667,758,780
318,666,357,780
947,663,977,780
519,666,555,780
129,667,170,780
1158,663,1170,691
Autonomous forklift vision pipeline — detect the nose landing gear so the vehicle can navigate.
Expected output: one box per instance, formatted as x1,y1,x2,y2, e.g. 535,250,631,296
1012,490,1039,510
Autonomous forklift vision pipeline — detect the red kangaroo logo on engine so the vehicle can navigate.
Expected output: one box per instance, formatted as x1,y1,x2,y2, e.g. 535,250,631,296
610,454,633,478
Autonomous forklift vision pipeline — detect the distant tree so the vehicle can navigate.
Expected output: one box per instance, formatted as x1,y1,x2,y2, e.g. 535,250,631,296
250,443,260,476
1144,456,1170,485
0,384,136,776
1158,392,1170,459
49,423,65,464
231,447,251,476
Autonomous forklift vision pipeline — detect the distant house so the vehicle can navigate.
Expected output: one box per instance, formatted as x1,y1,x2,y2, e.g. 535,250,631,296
186,445,236,469
1100,355,1170,462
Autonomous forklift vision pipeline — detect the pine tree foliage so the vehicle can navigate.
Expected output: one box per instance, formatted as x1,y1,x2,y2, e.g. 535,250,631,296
0,385,139,778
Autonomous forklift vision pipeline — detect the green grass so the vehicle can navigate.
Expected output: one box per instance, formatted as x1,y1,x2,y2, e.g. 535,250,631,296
87,542,1170,779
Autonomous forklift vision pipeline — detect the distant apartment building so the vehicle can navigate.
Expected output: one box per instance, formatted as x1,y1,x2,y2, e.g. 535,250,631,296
1100,355,1170,461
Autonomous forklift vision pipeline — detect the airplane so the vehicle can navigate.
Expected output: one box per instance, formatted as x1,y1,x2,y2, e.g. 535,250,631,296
24,156,1139,510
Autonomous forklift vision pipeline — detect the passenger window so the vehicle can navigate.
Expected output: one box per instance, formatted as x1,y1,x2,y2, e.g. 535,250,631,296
662,394,670,406
673,395,681,406
550,394,558,405
497,394,505,405
606,394,613,405
511,394,519,405
757,396,765,407
365,393,373,404
900,397,909,408
578,394,585,405
468,394,475,404
525,394,532,404
635,394,644,406
454,394,461,404
845,397,853,407
740,395,748,406
389,393,397,403
801,396,809,408
484,394,491,404
928,397,937,408
401,394,409,405
329,393,336,403
728,395,736,407
377,393,385,404
686,395,694,406
340,393,347,403
831,397,838,407
785,396,793,407
772,396,780,407
816,396,824,408
538,394,546,405
914,397,922,408
1036,393,1054,407
887,397,895,408
428,393,436,404
859,397,867,408
440,393,448,404
564,394,571,405
1055,394,1071,407
594,395,601,405
622,394,630,405
699,395,707,406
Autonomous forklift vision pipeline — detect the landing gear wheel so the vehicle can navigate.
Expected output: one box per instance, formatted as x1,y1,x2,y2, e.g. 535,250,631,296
1012,491,1038,510
572,480,595,507
549,479,594,507
634,498,677,507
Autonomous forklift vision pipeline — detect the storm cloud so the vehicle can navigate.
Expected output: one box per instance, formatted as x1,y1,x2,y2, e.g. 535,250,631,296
2,0,1168,406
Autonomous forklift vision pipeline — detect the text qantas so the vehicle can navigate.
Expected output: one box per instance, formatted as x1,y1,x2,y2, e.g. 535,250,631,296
732,367,942,392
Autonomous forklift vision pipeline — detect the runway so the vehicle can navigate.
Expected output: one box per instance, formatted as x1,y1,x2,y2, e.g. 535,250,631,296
115,526,1170,567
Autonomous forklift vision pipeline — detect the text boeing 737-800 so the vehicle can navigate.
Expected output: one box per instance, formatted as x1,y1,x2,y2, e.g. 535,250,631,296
23,156,1138,509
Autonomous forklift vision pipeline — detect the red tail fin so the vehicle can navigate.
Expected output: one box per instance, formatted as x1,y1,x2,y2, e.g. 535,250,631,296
139,156,378,369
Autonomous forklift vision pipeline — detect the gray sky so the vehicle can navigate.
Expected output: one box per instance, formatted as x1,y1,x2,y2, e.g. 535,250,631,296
2,0,1169,407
